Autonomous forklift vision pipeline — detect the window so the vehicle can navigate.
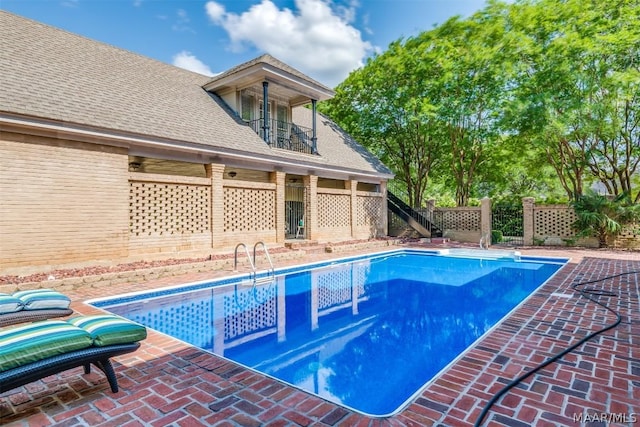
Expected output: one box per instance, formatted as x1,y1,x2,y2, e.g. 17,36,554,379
241,92,255,121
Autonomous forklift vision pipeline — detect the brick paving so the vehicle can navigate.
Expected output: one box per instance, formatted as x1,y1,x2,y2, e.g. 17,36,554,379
1,244,638,426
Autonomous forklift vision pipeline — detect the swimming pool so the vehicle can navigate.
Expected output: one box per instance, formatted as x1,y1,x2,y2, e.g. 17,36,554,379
90,249,566,416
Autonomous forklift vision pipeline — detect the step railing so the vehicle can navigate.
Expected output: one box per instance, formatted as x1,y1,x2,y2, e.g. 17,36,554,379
234,242,275,286
253,241,275,285
387,190,443,237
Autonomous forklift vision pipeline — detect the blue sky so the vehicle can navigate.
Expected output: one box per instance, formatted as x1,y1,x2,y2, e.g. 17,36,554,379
3,0,489,87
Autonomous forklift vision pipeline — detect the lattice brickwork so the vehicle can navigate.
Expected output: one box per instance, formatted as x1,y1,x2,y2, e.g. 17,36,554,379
356,196,382,227
435,209,480,231
129,182,210,236
534,206,576,237
615,224,640,249
224,187,275,232
619,224,639,238
318,194,351,228
223,284,277,341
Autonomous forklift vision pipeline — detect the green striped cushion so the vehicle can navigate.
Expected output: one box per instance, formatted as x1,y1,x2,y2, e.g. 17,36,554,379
68,315,147,347
0,320,92,372
0,294,23,314
13,289,71,310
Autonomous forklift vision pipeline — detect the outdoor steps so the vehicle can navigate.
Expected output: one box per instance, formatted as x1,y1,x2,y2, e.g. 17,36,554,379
283,240,320,250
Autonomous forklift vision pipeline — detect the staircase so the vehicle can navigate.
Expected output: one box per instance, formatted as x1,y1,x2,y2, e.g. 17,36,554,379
387,191,443,238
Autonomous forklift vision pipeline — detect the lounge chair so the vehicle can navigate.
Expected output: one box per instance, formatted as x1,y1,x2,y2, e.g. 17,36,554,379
0,289,73,327
0,315,146,394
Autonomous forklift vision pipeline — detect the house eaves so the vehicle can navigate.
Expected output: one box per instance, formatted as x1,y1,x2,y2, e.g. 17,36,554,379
203,54,335,106
0,113,394,182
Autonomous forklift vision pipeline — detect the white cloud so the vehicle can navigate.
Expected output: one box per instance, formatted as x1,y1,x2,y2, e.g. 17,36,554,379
205,1,226,23
172,51,216,76
204,0,372,87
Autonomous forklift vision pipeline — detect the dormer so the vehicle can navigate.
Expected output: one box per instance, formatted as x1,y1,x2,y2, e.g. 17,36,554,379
203,55,335,155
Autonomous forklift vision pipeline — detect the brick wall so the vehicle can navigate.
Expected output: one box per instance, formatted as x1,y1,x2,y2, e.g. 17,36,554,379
0,133,129,271
1,134,388,274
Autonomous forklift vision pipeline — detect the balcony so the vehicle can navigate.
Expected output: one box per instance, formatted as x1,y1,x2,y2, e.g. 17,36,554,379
248,119,317,155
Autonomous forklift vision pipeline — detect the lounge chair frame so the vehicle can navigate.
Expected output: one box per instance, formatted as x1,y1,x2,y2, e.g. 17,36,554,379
0,308,73,328
0,342,140,394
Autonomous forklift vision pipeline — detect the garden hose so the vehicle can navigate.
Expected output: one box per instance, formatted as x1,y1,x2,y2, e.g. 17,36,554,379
473,269,638,427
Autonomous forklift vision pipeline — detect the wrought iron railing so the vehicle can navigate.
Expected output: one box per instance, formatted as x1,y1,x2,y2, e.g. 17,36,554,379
388,190,443,237
247,119,316,154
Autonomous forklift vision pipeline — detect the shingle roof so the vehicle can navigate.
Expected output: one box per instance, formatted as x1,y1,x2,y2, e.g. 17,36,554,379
0,11,392,178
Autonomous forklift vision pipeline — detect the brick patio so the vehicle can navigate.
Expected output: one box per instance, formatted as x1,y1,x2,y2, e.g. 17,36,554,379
1,244,638,426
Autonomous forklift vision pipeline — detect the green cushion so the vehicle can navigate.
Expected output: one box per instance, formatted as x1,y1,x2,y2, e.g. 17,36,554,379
13,289,71,310
0,294,23,314
0,320,92,372
68,315,147,347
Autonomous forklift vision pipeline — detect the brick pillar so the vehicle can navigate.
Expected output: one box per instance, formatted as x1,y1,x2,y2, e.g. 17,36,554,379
523,197,535,246
379,180,388,237
303,174,318,240
271,171,285,243
347,179,358,238
209,163,225,248
481,197,492,247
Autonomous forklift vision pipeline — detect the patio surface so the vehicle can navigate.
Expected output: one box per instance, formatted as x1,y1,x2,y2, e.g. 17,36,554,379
1,243,638,426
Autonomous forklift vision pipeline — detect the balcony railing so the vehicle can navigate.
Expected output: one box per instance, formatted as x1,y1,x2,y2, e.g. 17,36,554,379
247,119,317,155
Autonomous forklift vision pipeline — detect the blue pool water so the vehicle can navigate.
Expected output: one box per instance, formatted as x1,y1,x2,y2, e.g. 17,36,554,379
91,249,565,416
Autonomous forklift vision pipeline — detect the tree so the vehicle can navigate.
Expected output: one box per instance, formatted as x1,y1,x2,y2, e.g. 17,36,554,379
321,41,446,207
424,5,514,206
323,0,639,208
508,0,640,201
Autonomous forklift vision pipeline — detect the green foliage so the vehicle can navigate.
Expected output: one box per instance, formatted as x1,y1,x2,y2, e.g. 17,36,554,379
321,0,640,208
571,191,640,247
507,0,640,202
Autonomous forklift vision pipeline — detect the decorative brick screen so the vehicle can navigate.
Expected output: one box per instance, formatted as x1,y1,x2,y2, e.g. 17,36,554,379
534,206,576,237
224,187,275,232
224,284,277,341
129,181,210,236
318,193,351,228
615,224,639,249
356,195,383,227
434,208,480,231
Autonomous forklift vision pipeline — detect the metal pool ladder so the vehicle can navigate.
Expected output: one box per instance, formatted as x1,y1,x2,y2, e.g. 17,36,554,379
234,242,275,286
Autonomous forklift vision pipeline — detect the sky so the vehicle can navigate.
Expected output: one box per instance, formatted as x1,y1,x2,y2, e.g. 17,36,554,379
2,0,490,88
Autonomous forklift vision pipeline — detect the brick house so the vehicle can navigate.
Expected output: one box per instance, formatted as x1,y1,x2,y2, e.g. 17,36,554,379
0,12,393,274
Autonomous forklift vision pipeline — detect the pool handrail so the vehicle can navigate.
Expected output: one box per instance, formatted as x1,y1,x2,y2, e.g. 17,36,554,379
253,241,275,285
234,243,255,272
